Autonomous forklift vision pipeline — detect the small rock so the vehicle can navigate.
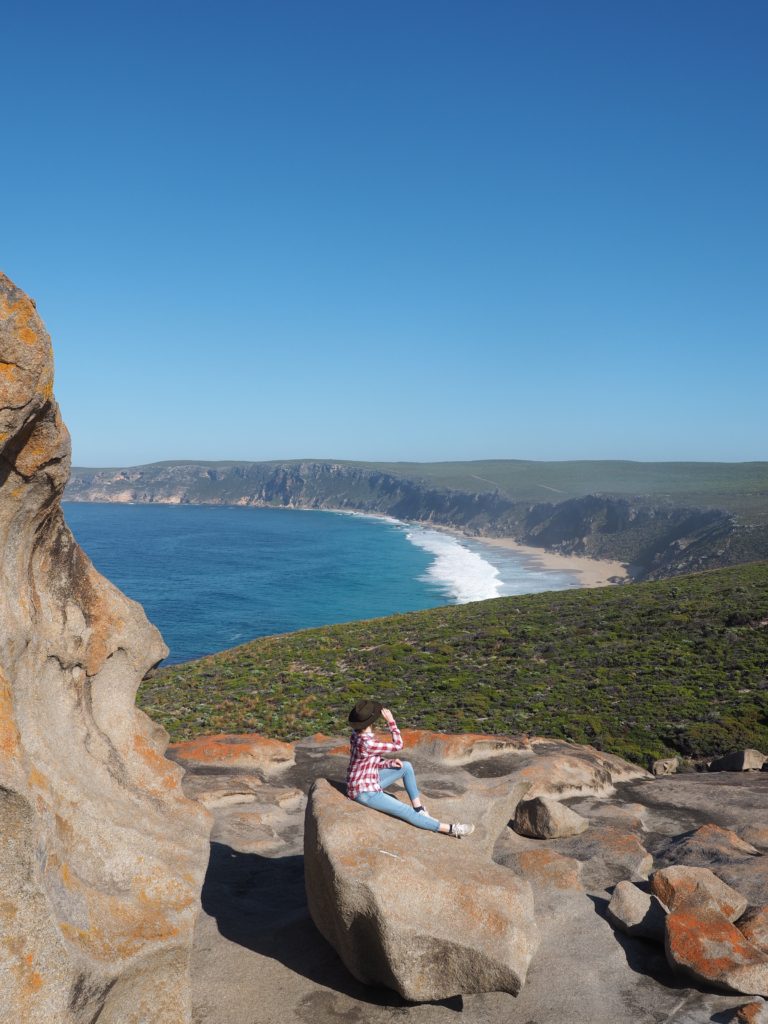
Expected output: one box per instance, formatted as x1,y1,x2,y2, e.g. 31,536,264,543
513,796,589,839
665,905,768,996
651,866,748,922
607,881,668,943
740,907,768,955
652,757,679,776
709,750,766,772
741,827,768,852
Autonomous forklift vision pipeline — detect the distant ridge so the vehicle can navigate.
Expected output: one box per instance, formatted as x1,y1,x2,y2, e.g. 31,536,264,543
66,458,768,581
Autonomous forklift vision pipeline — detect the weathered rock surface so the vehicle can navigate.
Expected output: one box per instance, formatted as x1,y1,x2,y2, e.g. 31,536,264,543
710,749,766,772
0,273,210,1023
304,778,539,1001
651,865,748,921
665,905,768,996
656,823,767,906
606,880,667,942
513,795,589,839
169,732,295,775
187,731,766,1023
740,907,768,955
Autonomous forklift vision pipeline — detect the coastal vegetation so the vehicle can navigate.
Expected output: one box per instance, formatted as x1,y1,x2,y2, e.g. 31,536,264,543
140,561,768,767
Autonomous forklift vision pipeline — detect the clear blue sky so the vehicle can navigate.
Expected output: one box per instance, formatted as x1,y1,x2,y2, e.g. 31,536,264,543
3,1,766,465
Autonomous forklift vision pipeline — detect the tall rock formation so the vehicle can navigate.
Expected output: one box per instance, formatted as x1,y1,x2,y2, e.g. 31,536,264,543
0,273,211,1023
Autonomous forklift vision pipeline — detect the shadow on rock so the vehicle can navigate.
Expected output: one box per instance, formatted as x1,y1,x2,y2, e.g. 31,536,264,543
588,894,688,992
201,842,463,1012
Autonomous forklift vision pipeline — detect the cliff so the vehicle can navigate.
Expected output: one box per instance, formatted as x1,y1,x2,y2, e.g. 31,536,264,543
0,273,210,1023
65,460,766,580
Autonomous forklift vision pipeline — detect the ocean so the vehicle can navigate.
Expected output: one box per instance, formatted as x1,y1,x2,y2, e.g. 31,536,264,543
63,503,580,664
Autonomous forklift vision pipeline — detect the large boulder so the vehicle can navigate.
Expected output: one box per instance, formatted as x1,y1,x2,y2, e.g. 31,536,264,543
513,796,589,839
665,905,768,996
0,273,210,1023
709,750,766,772
650,866,748,921
304,778,539,1001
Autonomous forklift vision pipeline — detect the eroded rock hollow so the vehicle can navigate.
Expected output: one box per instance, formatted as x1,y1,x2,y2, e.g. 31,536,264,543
0,273,211,1023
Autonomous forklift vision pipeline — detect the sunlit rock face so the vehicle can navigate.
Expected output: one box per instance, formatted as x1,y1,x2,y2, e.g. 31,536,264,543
0,273,211,1024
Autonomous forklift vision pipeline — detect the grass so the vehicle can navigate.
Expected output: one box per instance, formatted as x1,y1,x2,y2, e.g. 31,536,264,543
139,561,768,767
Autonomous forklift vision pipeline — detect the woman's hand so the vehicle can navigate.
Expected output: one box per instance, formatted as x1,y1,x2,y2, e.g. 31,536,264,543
380,707,395,724
390,759,403,769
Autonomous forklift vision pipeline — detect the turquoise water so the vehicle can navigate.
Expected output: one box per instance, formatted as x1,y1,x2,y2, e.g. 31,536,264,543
63,503,579,664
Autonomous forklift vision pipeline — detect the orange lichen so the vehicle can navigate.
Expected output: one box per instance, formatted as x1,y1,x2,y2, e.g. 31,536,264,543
169,731,294,767
516,849,582,890
132,732,179,790
0,668,20,760
667,907,758,978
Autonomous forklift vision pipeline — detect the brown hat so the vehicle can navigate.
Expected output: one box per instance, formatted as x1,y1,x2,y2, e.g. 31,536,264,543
348,699,382,731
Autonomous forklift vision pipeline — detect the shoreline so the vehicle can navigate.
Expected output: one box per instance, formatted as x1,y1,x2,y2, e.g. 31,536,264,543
426,524,629,588
64,498,630,590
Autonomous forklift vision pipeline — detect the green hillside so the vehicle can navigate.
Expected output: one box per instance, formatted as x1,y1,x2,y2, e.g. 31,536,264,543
140,562,768,767
71,457,768,515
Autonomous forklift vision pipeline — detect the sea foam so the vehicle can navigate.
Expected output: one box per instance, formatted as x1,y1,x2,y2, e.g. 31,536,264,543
404,526,503,603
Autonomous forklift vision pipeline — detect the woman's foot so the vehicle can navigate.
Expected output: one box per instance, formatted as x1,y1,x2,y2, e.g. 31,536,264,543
448,822,475,838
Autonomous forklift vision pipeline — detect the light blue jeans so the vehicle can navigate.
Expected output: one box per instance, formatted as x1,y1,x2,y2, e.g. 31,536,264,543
354,761,441,832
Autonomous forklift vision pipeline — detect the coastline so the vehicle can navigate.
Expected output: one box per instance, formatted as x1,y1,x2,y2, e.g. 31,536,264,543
427,524,629,588
64,498,630,590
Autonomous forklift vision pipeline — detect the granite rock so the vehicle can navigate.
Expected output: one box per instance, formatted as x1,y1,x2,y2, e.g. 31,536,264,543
513,795,589,839
304,777,539,1001
607,880,667,942
665,905,768,996
0,273,210,1024
710,750,766,772
650,866,748,921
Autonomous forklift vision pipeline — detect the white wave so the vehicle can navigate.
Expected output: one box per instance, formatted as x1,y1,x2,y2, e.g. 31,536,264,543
404,527,502,603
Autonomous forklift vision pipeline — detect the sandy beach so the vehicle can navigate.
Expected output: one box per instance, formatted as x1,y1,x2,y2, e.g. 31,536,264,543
466,534,629,588
422,523,629,588
335,512,630,589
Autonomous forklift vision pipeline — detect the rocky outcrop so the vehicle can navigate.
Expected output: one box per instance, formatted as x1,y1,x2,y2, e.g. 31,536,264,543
304,778,539,1001
185,726,768,1022
0,273,210,1023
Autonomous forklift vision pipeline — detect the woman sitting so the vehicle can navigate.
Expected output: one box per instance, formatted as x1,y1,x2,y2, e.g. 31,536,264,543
345,699,474,838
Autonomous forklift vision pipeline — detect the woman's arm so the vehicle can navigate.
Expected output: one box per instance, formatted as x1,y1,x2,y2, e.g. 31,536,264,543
360,718,403,755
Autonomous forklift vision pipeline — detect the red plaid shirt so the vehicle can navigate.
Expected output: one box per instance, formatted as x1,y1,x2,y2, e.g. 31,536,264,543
346,720,403,799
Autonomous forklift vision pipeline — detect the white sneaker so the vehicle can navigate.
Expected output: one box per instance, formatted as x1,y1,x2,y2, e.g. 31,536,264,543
448,822,475,838
415,804,430,818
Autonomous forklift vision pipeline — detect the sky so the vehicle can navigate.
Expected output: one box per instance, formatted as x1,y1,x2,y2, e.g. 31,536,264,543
2,1,766,466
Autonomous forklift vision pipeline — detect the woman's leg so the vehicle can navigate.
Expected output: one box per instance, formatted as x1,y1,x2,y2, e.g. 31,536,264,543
378,761,420,803
355,790,440,831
